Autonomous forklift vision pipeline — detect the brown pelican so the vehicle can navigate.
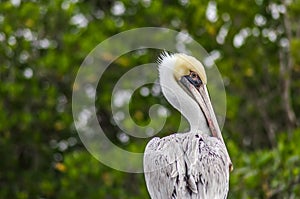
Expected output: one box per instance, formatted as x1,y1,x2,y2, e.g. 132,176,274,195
143,52,233,199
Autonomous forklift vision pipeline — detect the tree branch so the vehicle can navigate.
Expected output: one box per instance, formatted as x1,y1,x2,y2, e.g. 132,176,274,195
279,0,298,132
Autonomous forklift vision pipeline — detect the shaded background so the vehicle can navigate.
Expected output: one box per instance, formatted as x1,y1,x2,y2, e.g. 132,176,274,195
1,0,300,198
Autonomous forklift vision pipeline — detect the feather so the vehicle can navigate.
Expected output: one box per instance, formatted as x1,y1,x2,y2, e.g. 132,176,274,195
144,132,229,199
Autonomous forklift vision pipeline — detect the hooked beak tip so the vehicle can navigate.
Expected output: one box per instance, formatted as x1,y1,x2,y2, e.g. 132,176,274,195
229,163,233,172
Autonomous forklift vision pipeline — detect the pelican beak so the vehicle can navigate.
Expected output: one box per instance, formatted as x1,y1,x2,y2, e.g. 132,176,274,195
180,77,233,172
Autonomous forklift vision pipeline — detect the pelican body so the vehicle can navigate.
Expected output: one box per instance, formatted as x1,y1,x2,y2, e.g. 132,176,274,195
143,53,232,199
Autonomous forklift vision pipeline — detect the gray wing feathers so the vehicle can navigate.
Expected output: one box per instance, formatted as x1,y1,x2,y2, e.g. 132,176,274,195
143,137,179,199
144,132,229,199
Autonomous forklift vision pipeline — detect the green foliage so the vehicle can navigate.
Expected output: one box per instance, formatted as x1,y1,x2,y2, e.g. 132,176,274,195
57,151,148,199
0,0,299,198
229,129,300,198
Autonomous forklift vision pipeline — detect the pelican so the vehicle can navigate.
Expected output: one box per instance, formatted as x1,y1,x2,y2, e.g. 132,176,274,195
143,52,233,199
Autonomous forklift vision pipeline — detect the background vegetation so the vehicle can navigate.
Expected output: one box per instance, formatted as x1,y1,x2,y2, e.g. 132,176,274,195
1,0,300,198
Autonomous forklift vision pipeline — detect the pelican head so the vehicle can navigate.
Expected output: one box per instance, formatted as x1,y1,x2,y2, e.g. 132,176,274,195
158,52,233,172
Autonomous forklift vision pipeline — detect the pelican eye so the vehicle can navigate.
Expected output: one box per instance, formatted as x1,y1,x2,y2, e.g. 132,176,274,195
190,71,198,79
184,70,202,88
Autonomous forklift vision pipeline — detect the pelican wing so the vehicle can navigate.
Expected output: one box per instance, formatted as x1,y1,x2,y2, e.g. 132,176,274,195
144,132,230,199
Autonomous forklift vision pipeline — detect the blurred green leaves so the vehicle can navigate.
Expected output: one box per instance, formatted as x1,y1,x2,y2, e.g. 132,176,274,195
0,0,299,198
230,129,300,198
57,151,148,199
